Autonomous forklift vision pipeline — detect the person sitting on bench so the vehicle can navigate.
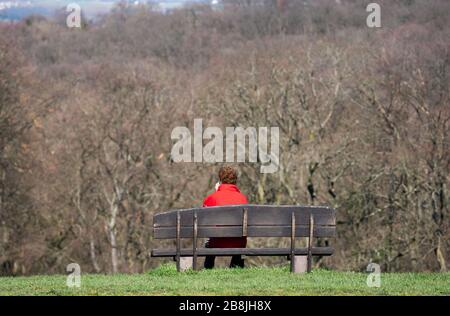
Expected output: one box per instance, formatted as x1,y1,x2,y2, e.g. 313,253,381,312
203,166,248,269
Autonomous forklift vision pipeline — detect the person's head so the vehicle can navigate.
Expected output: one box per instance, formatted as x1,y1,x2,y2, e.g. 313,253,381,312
218,166,238,185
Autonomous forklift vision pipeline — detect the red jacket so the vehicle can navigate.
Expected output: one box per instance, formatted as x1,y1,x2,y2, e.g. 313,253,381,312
203,184,248,248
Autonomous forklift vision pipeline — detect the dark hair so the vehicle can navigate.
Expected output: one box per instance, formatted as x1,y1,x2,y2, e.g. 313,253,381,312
218,166,238,184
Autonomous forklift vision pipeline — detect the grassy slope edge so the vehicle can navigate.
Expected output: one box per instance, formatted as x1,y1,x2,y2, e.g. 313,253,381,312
0,264,449,296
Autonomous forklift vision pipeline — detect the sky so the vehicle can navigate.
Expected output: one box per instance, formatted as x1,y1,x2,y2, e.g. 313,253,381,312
0,0,207,20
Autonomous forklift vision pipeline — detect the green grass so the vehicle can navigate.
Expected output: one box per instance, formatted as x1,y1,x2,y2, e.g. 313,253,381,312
0,264,449,296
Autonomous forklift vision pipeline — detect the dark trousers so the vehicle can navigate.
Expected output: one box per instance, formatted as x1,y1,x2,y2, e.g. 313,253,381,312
204,255,244,269
204,240,245,269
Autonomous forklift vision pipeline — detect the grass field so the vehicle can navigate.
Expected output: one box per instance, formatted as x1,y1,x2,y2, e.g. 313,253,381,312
0,264,449,296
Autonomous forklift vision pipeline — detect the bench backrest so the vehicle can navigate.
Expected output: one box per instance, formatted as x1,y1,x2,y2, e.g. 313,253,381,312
153,205,336,239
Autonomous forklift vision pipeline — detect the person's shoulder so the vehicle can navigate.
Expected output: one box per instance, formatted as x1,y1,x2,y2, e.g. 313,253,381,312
233,186,248,202
203,192,218,207
238,192,249,204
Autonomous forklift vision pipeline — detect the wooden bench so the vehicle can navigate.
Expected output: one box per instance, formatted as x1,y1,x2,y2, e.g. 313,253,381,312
151,205,336,273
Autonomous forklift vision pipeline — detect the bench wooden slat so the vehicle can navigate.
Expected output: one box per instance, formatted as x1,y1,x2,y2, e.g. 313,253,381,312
151,247,334,257
153,205,335,227
153,225,335,239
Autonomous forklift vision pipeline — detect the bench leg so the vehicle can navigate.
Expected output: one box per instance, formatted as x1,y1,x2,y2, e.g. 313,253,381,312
307,214,314,273
180,257,193,272
290,212,296,273
192,212,198,271
293,256,308,274
176,212,181,272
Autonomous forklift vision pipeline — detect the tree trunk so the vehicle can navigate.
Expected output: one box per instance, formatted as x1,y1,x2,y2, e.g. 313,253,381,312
89,234,101,273
108,204,119,274
436,236,447,272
